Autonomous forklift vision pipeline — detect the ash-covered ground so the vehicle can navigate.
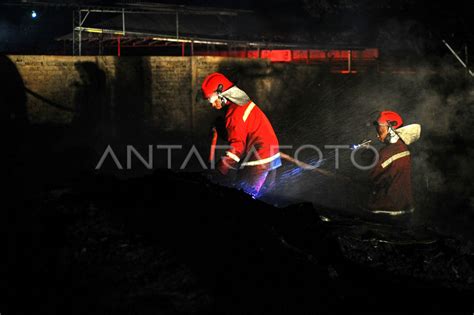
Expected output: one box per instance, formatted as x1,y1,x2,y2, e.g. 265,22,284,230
5,124,474,314
5,60,474,314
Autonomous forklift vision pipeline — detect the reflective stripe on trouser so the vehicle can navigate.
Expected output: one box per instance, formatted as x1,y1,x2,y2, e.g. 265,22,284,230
371,208,415,216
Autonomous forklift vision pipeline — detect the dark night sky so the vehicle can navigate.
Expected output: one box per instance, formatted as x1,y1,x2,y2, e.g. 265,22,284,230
0,0,472,55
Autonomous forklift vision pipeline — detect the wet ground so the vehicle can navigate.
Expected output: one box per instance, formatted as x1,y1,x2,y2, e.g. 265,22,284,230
5,66,474,314
6,161,474,314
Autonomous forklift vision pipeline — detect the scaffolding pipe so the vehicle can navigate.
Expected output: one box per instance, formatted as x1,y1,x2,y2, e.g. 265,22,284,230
122,8,126,35
75,7,245,16
442,40,474,77
348,49,352,72
79,10,90,55
68,25,372,50
176,11,179,39
73,9,91,56
78,10,82,55
81,10,90,25
72,10,75,55
465,44,469,74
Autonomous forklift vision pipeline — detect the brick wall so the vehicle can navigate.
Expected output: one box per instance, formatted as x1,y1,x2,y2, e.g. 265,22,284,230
6,55,276,137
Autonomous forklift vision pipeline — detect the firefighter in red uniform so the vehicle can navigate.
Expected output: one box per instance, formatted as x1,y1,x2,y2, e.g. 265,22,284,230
367,111,420,222
201,73,281,197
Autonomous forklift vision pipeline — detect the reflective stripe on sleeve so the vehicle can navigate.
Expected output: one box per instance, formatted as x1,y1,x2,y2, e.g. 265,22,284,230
243,102,256,122
381,151,410,169
225,151,240,162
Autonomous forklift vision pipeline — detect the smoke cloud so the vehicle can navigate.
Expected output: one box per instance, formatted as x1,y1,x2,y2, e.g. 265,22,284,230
230,56,473,234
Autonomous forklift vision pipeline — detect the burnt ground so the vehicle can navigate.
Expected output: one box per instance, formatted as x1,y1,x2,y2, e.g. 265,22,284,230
5,124,474,315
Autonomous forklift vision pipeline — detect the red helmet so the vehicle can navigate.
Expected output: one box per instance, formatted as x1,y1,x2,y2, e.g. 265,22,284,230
201,73,233,99
376,111,403,129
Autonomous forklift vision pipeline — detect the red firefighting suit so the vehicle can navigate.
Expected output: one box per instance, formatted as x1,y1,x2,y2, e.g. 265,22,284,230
216,100,281,197
368,139,414,215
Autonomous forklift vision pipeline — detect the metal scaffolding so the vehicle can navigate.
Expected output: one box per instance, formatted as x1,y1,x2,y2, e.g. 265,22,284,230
3,0,378,61
69,4,250,56
73,8,126,56
1,1,252,56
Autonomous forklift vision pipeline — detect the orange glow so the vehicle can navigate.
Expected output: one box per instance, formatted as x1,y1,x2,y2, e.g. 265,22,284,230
194,49,378,65
339,70,358,74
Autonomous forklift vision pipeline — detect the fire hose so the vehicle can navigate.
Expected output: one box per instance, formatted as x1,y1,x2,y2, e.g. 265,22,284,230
209,129,353,181
208,128,362,182
279,152,351,181
209,127,218,163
